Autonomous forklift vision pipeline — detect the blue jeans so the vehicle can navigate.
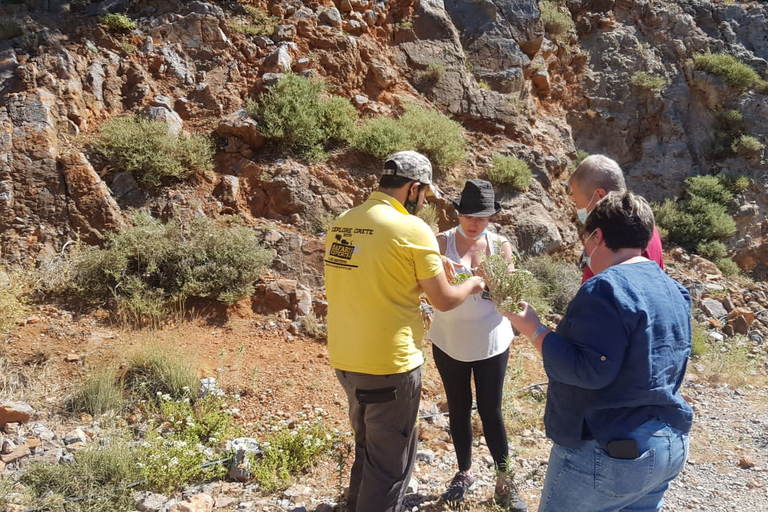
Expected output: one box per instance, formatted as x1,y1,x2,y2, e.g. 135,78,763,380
539,419,689,512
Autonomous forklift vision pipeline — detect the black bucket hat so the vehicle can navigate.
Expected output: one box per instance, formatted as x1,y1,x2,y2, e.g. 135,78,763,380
452,179,501,217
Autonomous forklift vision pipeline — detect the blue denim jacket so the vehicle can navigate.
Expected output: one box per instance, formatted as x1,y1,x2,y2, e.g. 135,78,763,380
541,261,694,449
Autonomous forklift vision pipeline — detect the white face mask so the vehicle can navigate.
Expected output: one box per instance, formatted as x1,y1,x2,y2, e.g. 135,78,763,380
583,229,598,272
457,224,487,240
576,190,598,224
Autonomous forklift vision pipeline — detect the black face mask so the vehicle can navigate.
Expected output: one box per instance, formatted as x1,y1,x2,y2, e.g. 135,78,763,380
404,183,422,214
404,197,419,214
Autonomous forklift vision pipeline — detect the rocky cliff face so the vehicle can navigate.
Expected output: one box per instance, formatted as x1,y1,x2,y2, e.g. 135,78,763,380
1,0,767,280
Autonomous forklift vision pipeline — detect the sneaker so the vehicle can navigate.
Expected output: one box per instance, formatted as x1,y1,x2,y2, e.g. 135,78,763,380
442,470,475,503
494,473,528,512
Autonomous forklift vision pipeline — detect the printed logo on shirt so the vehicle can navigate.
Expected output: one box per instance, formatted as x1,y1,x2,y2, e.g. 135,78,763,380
325,234,359,269
329,239,355,260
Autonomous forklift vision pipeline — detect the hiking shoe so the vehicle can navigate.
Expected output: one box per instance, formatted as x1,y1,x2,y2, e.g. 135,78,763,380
442,470,475,503
494,473,528,512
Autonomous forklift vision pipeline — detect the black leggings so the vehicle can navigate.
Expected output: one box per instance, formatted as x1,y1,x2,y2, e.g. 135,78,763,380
432,344,510,472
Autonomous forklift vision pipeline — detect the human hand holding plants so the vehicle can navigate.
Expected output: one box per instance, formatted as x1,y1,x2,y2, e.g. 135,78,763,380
503,302,548,356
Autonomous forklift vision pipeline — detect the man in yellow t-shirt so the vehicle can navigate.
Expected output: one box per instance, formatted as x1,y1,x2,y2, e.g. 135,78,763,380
325,151,484,512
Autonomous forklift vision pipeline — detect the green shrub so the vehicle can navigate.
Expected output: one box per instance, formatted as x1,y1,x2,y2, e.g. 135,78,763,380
690,322,708,358
249,420,338,492
482,254,548,314
731,134,764,156
351,105,466,168
299,314,327,339
318,96,358,147
654,189,737,253
573,149,589,169
66,371,125,416
488,153,532,191
138,393,240,493
693,53,761,90
90,116,213,187
20,442,140,511
715,257,740,276
398,103,467,168
539,1,574,36
122,346,200,402
230,8,276,37
517,254,581,316
696,240,728,261
718,174,750,195
685,175,732,206
630,71,668,94
350,116,410,161
707,109,748,160
416,203,439,232
425,62,446,82
69,213,273,320
248,74,357,159
101,13,136,33
0,19,23,40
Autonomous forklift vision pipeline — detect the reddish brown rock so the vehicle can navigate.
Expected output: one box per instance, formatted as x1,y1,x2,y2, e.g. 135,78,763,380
0,402,34,429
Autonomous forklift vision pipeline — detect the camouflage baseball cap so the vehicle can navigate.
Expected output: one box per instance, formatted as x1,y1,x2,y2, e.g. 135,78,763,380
383,151,441,197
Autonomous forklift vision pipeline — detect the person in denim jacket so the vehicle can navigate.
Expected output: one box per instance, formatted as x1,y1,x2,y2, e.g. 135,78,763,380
505,191,693,512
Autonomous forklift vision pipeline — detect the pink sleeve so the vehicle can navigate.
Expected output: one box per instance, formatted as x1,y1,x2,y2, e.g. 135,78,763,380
642,225,665,270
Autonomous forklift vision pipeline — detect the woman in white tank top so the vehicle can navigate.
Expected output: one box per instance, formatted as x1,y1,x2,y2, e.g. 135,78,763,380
427,180,528,511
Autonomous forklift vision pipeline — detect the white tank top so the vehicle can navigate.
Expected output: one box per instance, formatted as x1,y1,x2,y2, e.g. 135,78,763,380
427,228,514,362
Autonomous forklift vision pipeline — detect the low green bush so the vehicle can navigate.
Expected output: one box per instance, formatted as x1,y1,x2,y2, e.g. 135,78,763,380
425,62,446,82
732,134,764,157
693,53,761,90
351,104,466,168
718,174,750,195
230,7,276,37
122,346,200,402
696,240,728,261
715,257,739,276
706,109,747,160
249,420,338,492
539,1,573,36
630,71,668,94
517,254,581,315
654,175,737,254
20,442,140,511
248,74,357,159
68,213,273,322
90,116,213,187
66,371,125,416
350,116,410,161
685,175,731,206
139,393,240,493
101,13,136,33
690,322,708,358
487,154,532,191
398,103,467,168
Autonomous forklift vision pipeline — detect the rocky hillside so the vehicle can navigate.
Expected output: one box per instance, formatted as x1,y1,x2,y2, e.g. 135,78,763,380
1,0,767,278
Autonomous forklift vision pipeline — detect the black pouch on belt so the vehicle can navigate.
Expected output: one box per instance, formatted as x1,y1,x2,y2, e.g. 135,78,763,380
356,386,397,404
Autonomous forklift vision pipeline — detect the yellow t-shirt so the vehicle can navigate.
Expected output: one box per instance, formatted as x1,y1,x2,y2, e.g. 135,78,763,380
324,191,443,375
